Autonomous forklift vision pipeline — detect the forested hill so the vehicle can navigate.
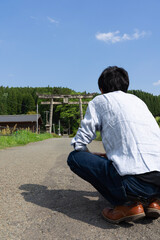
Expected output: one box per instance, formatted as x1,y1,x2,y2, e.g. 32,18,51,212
0,86,81,115
0,86,160,132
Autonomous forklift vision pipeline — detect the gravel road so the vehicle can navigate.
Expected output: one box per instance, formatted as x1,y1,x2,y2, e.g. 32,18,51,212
0,138,159,240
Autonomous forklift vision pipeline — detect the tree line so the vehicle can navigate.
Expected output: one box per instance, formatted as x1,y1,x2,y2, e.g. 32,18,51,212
0,86,88,133
0,86,160,133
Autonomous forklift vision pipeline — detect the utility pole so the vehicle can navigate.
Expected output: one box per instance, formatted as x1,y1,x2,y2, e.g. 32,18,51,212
58,119,61,136
53,124,55,134
49,98,53,134
36,103,39,134
68,119,70,135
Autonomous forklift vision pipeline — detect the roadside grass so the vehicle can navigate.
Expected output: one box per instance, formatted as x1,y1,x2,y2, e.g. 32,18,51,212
95,131,102,141
0,130,59,149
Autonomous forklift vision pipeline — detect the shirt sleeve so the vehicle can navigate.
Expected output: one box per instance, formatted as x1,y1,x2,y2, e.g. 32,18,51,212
71,100,101,151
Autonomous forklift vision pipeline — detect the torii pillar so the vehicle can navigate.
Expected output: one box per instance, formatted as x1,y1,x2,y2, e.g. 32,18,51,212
79,98,83,122
49,98,53,134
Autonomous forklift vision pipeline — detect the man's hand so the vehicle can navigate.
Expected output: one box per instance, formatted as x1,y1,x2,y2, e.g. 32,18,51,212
85,148,107,158
92,152,107,158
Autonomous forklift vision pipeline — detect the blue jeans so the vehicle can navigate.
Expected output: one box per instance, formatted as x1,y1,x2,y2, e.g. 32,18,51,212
67,151,160,206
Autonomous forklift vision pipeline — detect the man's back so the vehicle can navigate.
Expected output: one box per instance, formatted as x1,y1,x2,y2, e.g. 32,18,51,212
92,91,160,175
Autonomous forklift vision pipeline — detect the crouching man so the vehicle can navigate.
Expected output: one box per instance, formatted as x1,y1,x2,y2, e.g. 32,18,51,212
67,66,160,224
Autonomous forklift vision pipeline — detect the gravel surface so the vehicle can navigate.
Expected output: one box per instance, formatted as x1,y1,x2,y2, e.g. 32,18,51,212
0,138,159,240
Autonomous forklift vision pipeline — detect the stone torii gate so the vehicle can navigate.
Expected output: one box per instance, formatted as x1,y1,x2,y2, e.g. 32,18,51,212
37,94,94,133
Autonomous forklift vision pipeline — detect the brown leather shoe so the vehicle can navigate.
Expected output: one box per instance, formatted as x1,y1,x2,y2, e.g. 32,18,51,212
145,199,160,218
102,203,145,224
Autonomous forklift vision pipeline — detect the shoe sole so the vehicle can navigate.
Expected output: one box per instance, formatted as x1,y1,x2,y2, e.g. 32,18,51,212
145,208,160,218
102,212,145,224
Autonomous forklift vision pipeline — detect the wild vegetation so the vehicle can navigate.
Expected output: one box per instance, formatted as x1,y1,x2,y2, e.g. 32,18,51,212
0,86,160,135
0,130,57,149
156,116,160,127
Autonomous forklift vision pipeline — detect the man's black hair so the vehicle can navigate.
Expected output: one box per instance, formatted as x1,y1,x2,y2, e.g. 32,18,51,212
98,66,129,94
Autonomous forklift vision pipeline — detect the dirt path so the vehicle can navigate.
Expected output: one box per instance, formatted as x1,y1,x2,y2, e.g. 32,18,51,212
0,138,159,240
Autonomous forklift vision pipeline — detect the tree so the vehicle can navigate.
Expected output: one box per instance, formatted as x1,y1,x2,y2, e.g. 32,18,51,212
0,87,8,114
7,88,17,114
21,94,35,114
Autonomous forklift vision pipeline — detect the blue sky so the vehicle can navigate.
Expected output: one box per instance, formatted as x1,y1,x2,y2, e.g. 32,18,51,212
0,0,160,95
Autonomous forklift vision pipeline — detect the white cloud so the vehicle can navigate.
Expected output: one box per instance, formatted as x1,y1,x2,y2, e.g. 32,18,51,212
30,16,37,20
47,16,59,24
8,74,14,77
153,80,160,86
95,29,149,44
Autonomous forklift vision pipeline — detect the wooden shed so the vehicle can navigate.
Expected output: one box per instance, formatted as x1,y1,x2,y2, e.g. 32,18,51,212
0,114,42,132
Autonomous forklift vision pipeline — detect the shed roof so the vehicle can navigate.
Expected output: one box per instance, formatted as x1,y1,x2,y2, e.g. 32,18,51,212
0,114,42,123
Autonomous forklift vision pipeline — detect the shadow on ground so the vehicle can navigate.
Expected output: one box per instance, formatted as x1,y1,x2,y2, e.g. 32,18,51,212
19,184,154,230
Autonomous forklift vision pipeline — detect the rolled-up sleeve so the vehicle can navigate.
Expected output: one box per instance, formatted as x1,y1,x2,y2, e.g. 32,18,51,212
71,100,101,151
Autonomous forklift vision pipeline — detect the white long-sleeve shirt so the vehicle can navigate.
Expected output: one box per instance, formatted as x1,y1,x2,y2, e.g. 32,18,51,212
71,91,160,176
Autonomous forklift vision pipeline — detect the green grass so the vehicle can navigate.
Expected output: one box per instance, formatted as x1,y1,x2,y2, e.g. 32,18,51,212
0,130,59,149
156,116,160,127
95,131,102,141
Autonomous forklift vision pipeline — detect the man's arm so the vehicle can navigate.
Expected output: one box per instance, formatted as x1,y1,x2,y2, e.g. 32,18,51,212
71,100,101,151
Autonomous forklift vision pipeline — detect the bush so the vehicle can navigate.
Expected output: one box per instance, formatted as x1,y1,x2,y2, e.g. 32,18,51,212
156,116,160,127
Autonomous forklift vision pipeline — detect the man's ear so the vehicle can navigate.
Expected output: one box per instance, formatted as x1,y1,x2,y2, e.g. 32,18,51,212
100,88,103,94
